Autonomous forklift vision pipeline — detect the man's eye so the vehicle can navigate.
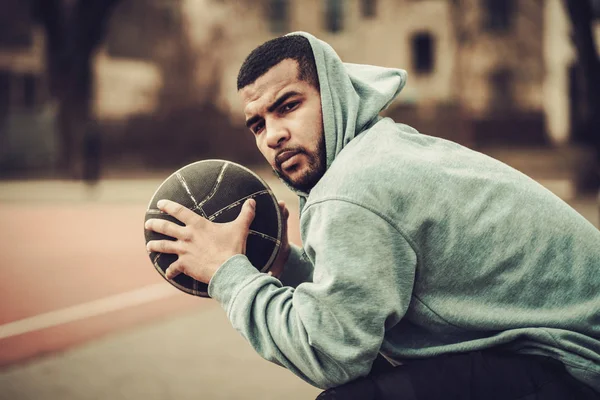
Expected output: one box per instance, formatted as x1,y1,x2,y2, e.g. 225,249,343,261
253,122,264,134
281,102,299,113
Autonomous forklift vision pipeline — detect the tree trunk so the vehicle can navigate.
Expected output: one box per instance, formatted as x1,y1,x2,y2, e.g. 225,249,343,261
32,0,120,179
563,0,600,189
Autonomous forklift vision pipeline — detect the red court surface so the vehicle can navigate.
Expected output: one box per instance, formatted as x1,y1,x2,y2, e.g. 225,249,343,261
0,202,301,368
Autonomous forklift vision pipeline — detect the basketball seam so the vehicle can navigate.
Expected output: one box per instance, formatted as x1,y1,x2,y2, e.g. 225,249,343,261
190,163,228,218
193,278,199,296
176,172,209,219
176,172,199,207
195,206,208,219
198,163,228,208
208,189,270,221
248,230,280,244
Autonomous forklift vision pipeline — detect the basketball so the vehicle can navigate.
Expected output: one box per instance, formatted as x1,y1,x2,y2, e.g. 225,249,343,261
144,159,283,297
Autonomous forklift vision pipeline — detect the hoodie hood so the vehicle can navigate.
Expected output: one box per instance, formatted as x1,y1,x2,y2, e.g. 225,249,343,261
287,31,407,170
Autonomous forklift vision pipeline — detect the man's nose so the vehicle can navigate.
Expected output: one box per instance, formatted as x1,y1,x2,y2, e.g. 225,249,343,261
266,121,290,148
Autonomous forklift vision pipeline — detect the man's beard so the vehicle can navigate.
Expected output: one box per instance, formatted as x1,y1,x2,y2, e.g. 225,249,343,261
273,137,326,193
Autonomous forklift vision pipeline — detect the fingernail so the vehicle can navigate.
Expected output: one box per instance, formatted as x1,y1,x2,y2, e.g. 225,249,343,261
157,200,166,208
144,220,150,229
249,199,256,208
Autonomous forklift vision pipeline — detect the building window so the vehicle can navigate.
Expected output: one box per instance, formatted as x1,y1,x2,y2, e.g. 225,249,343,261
106,0,178,60
3,72,38,111
489,69,514,111
483,0,513,32
155,1,179,33
23,73,36,109
361,0,377,18
0,71,10,120
592,0,600,19
0,0,33,49
268,0,289,34
325,0,344,33
411,32,435,74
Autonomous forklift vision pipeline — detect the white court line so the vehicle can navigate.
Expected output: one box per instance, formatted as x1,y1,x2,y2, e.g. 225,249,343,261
0,283,177,340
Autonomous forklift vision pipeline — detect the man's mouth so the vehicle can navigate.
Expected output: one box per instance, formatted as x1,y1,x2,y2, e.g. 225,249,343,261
276,150,302,171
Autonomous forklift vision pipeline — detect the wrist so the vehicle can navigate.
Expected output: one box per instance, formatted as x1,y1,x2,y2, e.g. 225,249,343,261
269,244,290,278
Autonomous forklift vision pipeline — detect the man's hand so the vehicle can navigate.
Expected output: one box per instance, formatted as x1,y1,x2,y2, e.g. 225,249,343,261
268,200,291,279
145,198,256,284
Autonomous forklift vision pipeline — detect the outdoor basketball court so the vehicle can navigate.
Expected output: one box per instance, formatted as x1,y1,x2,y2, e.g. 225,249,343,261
0,171,596,399
0,172,301,368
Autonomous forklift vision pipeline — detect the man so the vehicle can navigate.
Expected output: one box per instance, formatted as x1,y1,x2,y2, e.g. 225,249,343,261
145,32,600,398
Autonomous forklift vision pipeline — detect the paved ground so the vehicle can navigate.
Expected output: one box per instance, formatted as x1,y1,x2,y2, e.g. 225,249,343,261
0,308,320,400
0,162,598,400
0,168,319,400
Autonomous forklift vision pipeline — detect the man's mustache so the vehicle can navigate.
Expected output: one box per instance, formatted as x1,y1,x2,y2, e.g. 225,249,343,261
275,148,306,170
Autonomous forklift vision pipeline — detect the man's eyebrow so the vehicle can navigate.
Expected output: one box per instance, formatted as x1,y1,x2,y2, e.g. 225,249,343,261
245,115,260,129
245,91,302,129
267,91,301,113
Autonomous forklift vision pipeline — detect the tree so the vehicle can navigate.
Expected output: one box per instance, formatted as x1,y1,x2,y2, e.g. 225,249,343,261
31,0,122,179
563,0,600,189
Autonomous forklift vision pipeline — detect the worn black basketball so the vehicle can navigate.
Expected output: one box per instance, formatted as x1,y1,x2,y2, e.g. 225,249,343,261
144,159,282,297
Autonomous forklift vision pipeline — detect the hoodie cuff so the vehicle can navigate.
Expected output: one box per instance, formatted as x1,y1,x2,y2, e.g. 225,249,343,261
208,254,262,308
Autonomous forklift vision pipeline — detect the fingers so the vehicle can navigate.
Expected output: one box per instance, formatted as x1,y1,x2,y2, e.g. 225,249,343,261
165,263,182,280
145,218,188,240
157,200,200,226
278,200,289,221
147,240,184,280
146,239,180,254
235,199,256,230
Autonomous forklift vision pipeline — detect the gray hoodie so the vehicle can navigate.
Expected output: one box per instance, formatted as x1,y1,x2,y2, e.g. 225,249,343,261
209,32,600,391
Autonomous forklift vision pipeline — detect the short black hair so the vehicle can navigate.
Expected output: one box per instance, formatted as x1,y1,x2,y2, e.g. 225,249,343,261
237,35,319,91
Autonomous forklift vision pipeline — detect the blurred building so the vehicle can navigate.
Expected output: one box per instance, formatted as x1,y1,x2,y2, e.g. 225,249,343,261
451,0,547,146
95,0,263,167
0,0,58,172
96,0,598,149
1,0,598,172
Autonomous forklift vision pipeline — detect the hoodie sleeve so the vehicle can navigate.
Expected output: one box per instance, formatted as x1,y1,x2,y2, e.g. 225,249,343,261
279,243,314,288
208,199,417,389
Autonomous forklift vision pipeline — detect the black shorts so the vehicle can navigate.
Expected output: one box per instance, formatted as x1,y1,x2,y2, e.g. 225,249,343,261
316,350,599,400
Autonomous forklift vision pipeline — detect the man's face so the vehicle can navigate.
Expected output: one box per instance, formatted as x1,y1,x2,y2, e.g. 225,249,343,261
239,59,326,193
